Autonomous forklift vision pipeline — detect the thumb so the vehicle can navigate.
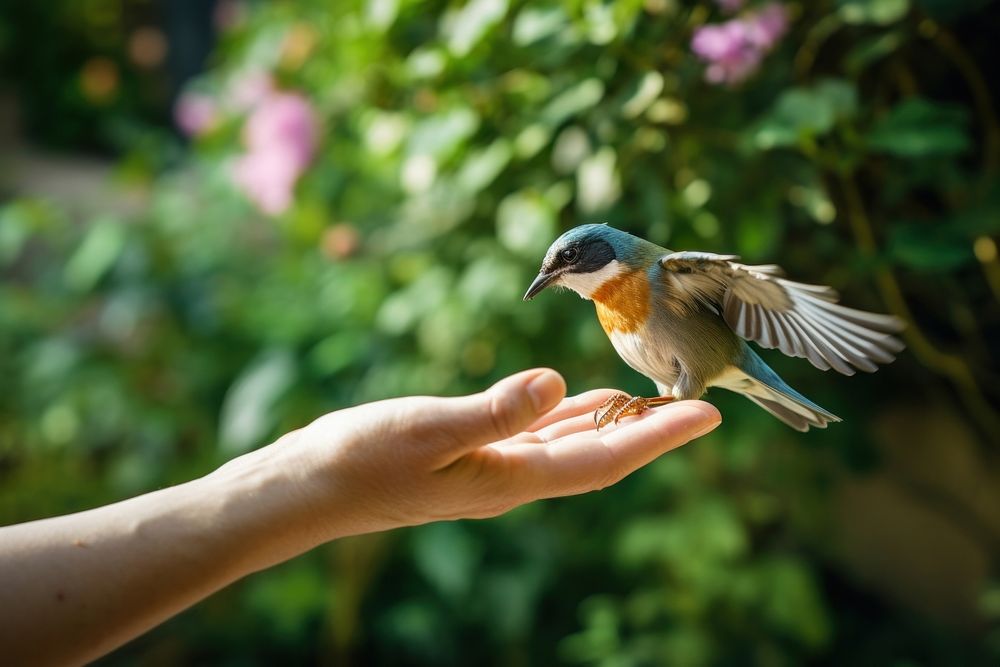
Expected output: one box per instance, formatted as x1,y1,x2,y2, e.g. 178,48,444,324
436,369,566,463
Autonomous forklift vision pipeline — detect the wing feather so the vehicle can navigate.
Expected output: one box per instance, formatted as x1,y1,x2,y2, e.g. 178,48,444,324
659,252,905,375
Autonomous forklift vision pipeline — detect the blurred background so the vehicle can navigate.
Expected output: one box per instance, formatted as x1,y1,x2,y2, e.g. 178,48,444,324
2,0,999,664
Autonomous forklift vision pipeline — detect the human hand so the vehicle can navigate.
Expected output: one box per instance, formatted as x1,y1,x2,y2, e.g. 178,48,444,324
232,369,721,550
0,368,721,667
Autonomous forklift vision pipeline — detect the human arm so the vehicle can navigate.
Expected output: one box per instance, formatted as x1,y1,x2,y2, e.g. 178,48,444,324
0,368,720,665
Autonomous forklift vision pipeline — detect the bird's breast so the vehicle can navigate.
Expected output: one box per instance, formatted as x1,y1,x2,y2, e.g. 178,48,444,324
591,269,650,335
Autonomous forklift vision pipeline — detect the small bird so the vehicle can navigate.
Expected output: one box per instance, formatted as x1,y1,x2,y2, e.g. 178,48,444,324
523,224,905,431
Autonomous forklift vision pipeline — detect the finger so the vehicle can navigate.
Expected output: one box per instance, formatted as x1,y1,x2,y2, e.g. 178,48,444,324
532,412,602,441
432,368,566,465
523,389,617,433
499,412,597,446
499,401,721,500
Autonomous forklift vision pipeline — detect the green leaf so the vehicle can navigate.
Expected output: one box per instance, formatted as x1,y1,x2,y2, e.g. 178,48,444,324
443,0,509,57
620,71,665,120
888,222,974,270
512,6,568,46
576,146,621,213
245,561,329,641
63,218,127,292
843,30,906,75
412,523,482,602
0,203,33,264
407,108,481,160
219,348,297,453
497,190,557,256
757,557,832,648
868,98,970,156
541,78,605,126
753,80,858,150
456,139,512,193
839,0,910,25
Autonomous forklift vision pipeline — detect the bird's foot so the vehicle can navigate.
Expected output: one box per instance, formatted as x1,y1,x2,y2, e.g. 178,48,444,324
594,393,675,430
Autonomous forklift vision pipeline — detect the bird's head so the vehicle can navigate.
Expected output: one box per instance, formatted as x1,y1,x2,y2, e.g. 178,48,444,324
523,224,639,301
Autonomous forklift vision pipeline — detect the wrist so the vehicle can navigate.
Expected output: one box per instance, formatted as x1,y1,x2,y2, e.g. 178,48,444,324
202,440,335,574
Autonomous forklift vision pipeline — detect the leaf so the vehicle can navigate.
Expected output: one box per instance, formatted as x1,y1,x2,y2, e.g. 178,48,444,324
541,78,605,126
888,222,974,270
244,561,329,641
308,331,369,374
838,0,910,25
497,190,557,256
407,108,481,160
868,98,970,156
620,71,664,120
442,0,509,57
412,523,482,603
456,139,512,193
365,0,399,31
576,147,621,213
757,557,832,648
512,6,568,46
843,30,906,75
64,218,127,292
219,348,297,454
0,203,33,264
753,80,857,149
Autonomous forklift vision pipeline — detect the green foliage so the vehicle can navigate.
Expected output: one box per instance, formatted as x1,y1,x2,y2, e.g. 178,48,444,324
868,98,971,157
2,0,999,665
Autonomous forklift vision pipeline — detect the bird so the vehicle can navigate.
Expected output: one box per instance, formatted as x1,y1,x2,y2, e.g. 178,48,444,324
523,224,905,431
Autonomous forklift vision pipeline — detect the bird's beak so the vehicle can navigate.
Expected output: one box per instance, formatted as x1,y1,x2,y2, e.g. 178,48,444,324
523,271,559,301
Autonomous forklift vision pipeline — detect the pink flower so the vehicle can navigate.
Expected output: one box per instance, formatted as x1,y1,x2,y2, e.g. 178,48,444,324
749,2,788,50
691,2,789,85
231,150,303,215
692,22,763,85
173,91,218,137
226,68,274,113
231,92,318,215
242,93,317,169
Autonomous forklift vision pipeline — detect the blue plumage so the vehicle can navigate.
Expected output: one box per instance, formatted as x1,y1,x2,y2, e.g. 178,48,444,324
525,225,904,431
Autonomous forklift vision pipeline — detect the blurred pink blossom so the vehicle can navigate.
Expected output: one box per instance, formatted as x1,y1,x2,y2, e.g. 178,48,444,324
226,68,274,112
751,2,789,49
691,2,789,85
232,150,302,215
231,92,318,215
242,93,317,168
173,91,219,137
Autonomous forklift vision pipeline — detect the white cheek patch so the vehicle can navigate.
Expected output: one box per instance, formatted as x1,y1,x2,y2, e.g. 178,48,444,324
557,260,624,300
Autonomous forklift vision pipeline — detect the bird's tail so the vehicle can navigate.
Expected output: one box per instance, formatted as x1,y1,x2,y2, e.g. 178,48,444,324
724,346,842,432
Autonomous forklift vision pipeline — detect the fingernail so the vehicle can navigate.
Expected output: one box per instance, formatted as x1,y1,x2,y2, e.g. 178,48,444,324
526,371,565,413
688,417,721,439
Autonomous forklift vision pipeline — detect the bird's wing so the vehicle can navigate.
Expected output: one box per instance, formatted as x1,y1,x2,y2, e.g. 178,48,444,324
658,251,905,375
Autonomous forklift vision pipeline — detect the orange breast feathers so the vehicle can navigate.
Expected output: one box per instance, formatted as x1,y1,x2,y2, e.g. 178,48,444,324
591,269,650,334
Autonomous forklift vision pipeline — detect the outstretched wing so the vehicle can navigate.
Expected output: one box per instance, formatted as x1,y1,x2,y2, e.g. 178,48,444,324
658,251,905,375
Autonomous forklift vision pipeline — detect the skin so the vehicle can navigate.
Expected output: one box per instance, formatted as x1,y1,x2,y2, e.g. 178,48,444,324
0,368,720,666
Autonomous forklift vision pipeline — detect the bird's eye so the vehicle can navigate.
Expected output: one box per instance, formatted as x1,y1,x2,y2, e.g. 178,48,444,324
560,247,580,264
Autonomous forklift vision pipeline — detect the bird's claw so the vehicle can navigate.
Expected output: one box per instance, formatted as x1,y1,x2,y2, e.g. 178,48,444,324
594,393,632,430
594,393,675,430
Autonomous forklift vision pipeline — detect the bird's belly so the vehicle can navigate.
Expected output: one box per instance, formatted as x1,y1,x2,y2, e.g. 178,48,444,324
608,329,679,389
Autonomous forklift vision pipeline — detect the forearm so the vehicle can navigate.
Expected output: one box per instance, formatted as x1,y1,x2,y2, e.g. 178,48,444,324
0,444,322,666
